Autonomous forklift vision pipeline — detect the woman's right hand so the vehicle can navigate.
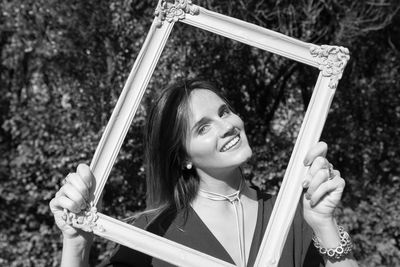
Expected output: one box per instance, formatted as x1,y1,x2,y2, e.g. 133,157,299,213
49,163,95,245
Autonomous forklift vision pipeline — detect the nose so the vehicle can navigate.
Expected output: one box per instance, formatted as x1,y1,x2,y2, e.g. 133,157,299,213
219,120,236,138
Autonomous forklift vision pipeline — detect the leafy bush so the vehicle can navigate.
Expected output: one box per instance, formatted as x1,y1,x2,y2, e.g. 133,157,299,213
1,0,399,266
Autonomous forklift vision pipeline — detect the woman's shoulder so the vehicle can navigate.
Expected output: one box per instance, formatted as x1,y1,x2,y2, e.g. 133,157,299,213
98,208,178,267
124,207,179,236
97,213,155,267
250,187,323,266
124,211,154,229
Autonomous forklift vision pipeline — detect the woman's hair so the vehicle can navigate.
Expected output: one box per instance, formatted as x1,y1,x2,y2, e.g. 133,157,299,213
144,79,229,216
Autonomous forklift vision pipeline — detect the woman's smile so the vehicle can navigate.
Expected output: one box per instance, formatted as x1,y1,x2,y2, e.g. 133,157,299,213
220,134,241,152
185,89,252,174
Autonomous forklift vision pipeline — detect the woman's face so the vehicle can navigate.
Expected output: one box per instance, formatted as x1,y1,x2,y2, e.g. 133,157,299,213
185,89,252,176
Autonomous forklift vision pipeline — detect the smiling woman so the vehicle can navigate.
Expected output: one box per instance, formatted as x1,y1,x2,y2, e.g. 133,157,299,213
185,89,252,179
50,79,358,267
143,80,247,212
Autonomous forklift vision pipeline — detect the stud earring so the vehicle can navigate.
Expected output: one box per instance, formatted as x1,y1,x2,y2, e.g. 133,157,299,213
186,162,192,169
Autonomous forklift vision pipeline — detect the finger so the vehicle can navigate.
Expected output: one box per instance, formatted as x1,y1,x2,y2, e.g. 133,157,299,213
49,197,60,212
305,168,330,200
308,156,329,177
59,183,87,211
76,163,95,193
304,141,328,166
303,157,327,188
50,194,82,214
65,172,90,203
309,175,345,206
49,198,69,223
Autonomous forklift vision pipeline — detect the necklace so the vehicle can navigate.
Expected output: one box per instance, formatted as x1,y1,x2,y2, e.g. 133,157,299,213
198,179,246,267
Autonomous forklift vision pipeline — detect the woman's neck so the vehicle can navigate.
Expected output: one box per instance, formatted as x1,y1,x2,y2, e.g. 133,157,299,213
196,168,243,196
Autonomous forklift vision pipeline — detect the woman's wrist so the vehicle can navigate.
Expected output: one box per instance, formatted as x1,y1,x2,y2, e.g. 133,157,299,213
313,225,354,262
309,217,355,263
309,217,341,248
63,234,92,246
61,236,92,266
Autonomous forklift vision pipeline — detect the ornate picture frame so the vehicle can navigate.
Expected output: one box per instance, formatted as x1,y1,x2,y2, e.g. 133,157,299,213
62,1,349,266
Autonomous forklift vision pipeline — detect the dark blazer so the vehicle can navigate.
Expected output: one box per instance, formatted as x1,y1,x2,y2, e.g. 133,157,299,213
99,191,323,267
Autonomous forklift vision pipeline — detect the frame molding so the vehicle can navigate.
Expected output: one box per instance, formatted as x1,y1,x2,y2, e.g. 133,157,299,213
63,1,349,266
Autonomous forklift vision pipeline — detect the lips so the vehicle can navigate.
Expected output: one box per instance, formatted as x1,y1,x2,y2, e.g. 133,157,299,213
220,135,241,152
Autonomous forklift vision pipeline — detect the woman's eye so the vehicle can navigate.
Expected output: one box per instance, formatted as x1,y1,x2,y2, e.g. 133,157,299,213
198,125,210,135
221,106,230,116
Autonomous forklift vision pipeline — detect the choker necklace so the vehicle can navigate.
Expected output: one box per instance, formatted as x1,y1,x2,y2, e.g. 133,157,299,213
198,179,246,267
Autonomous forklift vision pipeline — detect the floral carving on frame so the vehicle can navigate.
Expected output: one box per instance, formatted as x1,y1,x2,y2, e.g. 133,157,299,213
155,0,200,26
62,202,104,233
310,45,350,89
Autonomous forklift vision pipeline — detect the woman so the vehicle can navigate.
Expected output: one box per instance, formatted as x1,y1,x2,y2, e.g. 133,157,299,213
50,79,358,267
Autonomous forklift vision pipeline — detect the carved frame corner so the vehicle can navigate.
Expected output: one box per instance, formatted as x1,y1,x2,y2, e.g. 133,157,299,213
155,0,200,27
63,202,105,233
310,45,350,89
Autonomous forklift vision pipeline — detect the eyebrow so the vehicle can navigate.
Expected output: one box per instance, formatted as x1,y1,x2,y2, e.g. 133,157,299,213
191,103,228,132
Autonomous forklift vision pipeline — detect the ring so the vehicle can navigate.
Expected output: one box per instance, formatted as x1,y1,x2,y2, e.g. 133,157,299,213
328,164,334,180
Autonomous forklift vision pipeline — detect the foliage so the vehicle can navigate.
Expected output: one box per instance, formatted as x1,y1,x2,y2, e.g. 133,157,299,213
1,0,399,266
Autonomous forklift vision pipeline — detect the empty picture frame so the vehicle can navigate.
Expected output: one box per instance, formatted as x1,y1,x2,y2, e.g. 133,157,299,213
62,1,350,266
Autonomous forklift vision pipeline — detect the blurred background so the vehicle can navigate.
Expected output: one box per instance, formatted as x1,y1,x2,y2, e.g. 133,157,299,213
1,0,399,266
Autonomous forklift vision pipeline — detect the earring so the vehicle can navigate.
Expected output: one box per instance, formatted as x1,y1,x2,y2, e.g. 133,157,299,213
186,162,192,169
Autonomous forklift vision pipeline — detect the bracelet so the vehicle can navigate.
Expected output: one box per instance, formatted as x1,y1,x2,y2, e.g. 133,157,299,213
312,225,353,261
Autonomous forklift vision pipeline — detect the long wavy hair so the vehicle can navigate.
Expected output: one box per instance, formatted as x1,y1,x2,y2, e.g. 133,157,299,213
144,79,229,217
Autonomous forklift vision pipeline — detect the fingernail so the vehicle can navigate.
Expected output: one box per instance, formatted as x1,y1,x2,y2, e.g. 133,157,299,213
310,200,315,206
305,193,311,200
303,159,309,166
302,181,309,188
81,203,87,210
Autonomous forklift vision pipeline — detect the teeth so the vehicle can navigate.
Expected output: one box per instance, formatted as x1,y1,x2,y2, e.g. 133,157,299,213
221,136,240,152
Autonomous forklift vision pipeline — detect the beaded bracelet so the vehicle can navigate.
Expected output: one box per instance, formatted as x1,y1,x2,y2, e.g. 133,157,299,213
312,226,353,261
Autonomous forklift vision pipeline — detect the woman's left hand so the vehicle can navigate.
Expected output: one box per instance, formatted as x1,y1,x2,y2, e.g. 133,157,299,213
302,142,345,228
